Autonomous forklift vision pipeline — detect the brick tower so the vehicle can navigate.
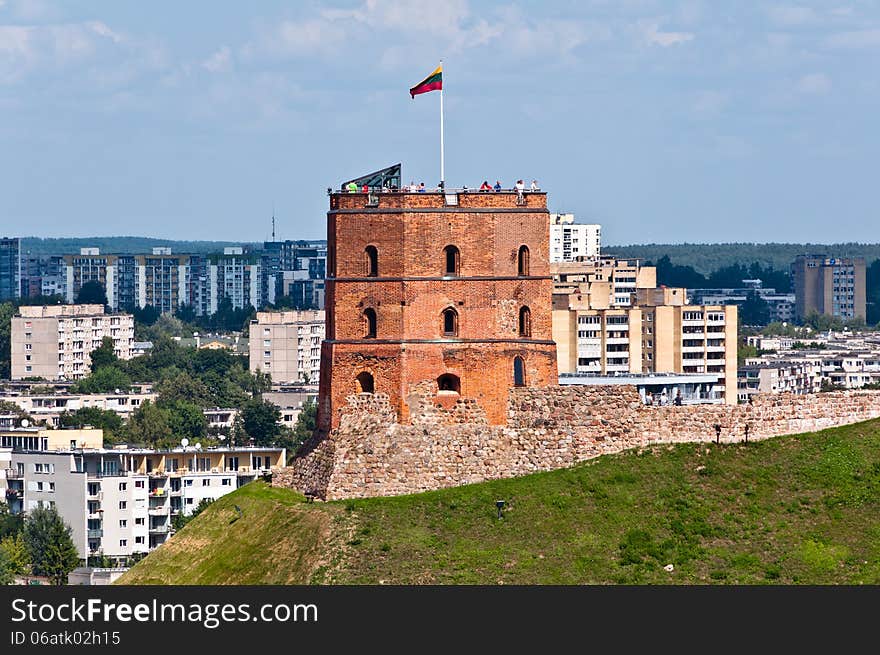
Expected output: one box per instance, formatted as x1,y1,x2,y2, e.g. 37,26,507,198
317,173,558,431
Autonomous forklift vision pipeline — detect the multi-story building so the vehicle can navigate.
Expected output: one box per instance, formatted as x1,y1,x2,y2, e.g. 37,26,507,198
690,279,795,324
737,361,822,401
206,247,261,314
553,287,738,404
0,237,21,302
249,310,325,384
62,249,137,310
134,248,191,313
791,255,866,321
10,304,134,380
3,434,284,559
549,214,601,262
19,254,66,299
0,390,156,427
262,240,328,309
552,257,656,309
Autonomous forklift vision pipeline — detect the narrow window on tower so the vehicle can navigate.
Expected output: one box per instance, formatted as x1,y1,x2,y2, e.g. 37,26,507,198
519,306,532,337
443,245,460,277
513,356,526,387
356,371,374,394
442,307,459,337
518,245,530,276
364,245,379,277
363,308,377,338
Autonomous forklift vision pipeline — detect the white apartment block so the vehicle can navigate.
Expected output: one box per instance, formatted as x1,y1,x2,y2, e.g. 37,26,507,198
11,305,134,381
4,441,285,559
250,310,325,384
207,247,261,313
0,391,156,427
549,213,601,263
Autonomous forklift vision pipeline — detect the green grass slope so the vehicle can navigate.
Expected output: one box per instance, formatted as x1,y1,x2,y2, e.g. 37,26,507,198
118,420,880,585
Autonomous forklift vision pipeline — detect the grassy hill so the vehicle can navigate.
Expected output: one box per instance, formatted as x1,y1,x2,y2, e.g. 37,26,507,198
117,419,880,585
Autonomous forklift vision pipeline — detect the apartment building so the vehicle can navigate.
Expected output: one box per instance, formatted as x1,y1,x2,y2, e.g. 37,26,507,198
4,438,285,559
737,361,822,402
549,214,601,262
134,248,191,313
0,237,21,302
261,240,327,309
791,255,866,321
0,390,156,427
739,330,880,398
690,280,795,324
553,290,738,404
552,257,656,309
249,310,325,384
206,247,261,313
63,249,131,309
11,304,134,380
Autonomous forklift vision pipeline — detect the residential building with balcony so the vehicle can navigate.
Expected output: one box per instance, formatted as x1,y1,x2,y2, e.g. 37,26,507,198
11,304,134,380
0,391,156,427
4,438,284,559
553,288,738,404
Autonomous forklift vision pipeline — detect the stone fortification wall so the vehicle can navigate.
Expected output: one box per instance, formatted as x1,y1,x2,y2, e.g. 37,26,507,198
276,386,880,500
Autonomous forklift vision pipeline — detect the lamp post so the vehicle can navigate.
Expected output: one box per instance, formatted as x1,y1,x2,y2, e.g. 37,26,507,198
714,424,721,444
495,500,505,519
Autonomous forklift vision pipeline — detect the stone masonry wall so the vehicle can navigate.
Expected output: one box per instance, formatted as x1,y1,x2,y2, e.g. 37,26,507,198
277,385,880,500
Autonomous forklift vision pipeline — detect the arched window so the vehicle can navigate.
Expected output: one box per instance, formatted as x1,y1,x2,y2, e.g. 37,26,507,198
443,245,460,276
364,246,378,277
363,308,377,338
517,245,530,276
356,371,374,394
437,373,461,394
518,306,531,337
513,357,526,387
442,307,459,336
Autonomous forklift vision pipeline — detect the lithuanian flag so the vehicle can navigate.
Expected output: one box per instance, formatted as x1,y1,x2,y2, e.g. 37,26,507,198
409,64,442,98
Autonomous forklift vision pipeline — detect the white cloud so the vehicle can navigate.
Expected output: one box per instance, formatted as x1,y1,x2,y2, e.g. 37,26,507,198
203,45,232,73
797,72,831,94
639,20,694,47
766,6,818,26
824,29,880,49
243,1,599,65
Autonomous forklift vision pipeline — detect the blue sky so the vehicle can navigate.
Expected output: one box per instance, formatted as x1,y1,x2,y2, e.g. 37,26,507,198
1,1,878,245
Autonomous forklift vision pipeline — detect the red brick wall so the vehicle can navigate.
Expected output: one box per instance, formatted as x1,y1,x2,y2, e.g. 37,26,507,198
318,191,557,429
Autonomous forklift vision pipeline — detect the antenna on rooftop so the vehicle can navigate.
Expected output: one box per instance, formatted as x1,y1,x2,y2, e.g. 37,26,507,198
271,203,276,242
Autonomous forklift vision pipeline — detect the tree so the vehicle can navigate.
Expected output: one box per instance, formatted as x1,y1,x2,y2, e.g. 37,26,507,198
241,398,282,446
0,550,14,585
23,505,80,585
0,501,24,540
89,336,118,372
0,533,31,576
70,366,132,394
156,372,213,407
279,399,317,458
740,291,771,326
127,400,173,446
75,280,108,306
131,304,161,326
59,407,124,443
164,400,207,441
0,302,14,379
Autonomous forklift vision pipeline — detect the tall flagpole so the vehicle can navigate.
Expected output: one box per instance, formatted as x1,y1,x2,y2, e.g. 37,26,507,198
439,59,445,188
